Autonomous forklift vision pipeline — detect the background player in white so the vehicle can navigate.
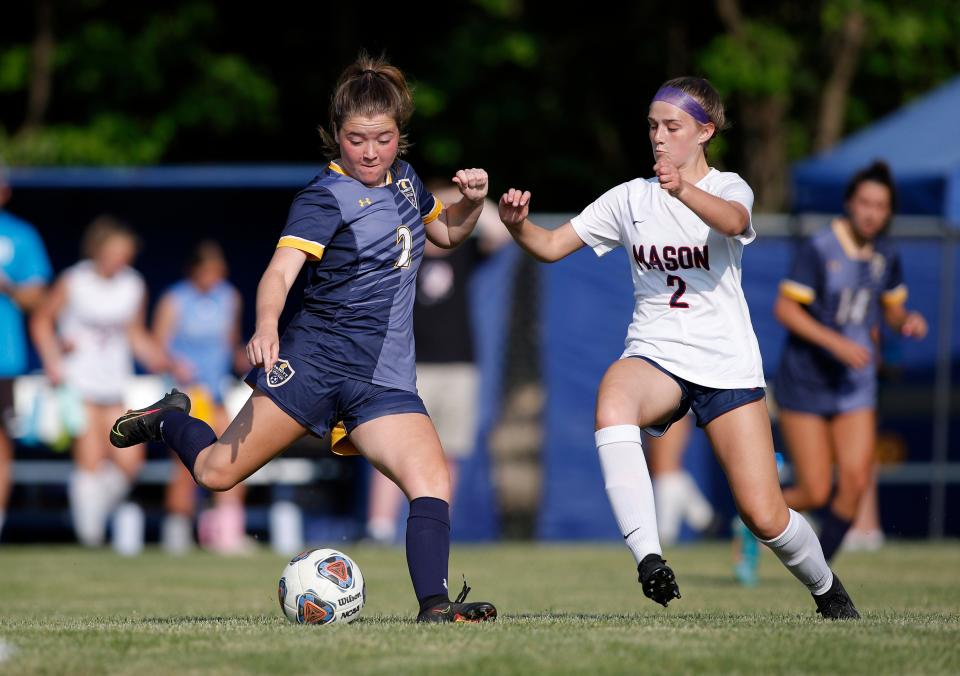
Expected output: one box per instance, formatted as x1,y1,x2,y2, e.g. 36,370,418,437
31,216,174,546
498,76,859,619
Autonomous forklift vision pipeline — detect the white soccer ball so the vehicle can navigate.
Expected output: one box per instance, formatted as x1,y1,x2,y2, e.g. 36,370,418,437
277,548,365,625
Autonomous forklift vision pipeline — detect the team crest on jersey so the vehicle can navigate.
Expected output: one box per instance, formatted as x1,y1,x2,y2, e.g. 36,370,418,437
267,359,295,387
317,555,355,591
870,254,886,282
396,178,418,211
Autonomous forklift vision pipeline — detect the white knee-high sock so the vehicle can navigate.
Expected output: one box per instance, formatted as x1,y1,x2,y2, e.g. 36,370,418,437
69,469,107,546
652,472,685,546
596,425,661,564
99,461,132,515
760,509,833,595
680,470,714,531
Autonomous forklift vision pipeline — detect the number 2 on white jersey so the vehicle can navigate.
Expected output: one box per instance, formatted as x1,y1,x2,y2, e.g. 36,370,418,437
667,274,689,308
394,225,412,268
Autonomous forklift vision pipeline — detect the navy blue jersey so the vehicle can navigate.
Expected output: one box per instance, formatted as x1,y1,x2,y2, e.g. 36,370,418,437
276,160,443,392
775,221,905,398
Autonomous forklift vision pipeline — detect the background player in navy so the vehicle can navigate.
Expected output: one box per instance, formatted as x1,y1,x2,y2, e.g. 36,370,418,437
774,161,927,562
110,54,496,622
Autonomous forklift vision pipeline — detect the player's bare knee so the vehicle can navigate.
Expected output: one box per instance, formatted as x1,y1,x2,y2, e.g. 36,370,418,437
793,481,831,509
424,473,451,503
837,468,870,499
195,464,237,492
594,403,634,430
741,508,785,540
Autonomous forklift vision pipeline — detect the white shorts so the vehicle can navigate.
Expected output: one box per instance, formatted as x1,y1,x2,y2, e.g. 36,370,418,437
416,362,478,459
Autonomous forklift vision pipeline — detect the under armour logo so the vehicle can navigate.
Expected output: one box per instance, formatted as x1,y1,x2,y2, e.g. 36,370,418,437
443,578,448,590
358,198,372,207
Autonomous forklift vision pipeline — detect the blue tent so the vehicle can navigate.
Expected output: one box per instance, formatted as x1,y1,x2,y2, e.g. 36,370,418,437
792,74,960,225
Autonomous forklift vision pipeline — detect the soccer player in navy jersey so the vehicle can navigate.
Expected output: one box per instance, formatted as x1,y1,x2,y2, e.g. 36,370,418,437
110,53,496,623
773,161,927,563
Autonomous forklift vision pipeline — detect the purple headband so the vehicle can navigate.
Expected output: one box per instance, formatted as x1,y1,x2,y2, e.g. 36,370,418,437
651,86,711,125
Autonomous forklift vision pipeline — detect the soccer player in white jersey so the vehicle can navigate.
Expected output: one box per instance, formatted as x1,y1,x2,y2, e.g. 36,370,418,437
498,76,859,619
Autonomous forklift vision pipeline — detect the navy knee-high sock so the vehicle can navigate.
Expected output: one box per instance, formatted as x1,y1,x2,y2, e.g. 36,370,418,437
818,508,853,562
159,409,217,480
406,496,451,611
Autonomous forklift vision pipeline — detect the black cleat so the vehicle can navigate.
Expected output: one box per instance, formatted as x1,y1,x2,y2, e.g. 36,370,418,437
416,579,497,623
109,389,191,448
638,553,681,607
813,574,860,620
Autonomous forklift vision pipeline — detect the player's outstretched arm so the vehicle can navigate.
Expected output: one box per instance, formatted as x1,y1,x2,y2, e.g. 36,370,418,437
498,188,584,263
247,246,306,372
427,168,488,249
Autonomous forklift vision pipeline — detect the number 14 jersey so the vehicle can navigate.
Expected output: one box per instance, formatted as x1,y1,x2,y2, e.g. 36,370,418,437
570,169,765,389
276,160,442,393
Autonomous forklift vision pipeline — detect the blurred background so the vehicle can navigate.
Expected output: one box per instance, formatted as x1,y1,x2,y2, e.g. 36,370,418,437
1,0,957,554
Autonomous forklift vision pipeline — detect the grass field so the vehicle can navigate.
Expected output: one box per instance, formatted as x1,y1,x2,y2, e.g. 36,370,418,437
1,541,958,675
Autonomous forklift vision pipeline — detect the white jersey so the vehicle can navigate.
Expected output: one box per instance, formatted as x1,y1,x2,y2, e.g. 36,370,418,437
570,169,765,389
58,260,145,403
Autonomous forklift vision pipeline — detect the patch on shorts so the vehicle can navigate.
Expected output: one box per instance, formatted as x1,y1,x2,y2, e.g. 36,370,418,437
267,359,296,387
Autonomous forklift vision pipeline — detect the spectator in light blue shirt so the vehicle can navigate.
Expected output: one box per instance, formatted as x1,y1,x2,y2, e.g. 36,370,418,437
0,159,53,540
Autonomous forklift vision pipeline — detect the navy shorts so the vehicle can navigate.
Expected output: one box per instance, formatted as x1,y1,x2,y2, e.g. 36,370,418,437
631,356,766,437
773,371,875,417
245,353,428,439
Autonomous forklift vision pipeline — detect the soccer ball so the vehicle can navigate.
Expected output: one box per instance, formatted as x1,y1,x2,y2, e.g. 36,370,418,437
277,548,365,625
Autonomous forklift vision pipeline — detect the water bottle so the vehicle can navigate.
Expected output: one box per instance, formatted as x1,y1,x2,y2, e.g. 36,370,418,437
270,501,303,555
112,502,145,557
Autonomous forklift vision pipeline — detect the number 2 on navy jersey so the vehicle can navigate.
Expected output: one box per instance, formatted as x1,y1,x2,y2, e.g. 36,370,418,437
394,225,412,268
667,275,689,308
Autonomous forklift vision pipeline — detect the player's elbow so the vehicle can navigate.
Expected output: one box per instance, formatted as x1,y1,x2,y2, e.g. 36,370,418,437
538,233,572,263
720,217,749,238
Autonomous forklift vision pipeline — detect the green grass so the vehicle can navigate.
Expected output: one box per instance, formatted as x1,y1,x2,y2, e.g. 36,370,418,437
1,542,958,674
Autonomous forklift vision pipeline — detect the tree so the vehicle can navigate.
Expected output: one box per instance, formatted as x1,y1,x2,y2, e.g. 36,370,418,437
0,2,278,165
